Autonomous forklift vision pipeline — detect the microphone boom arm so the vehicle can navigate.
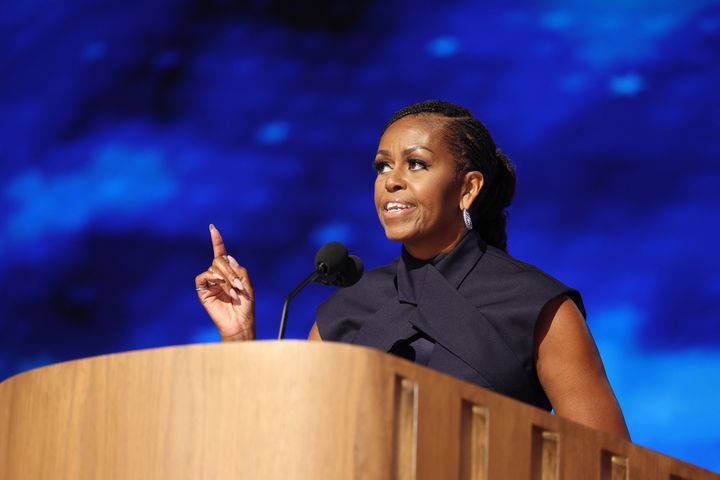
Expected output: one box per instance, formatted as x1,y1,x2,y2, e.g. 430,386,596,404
278,270,320,340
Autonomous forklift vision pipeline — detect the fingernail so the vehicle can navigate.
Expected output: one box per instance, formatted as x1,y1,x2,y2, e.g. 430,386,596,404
233,278,244,291
212,272,224,280
228,255,239,266
229,289,240,300
209,224,215,231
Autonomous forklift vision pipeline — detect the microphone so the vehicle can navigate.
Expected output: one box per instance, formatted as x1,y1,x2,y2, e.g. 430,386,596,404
315,242,349,278
277,242,364,340
335,255,364,287
314,243,364,287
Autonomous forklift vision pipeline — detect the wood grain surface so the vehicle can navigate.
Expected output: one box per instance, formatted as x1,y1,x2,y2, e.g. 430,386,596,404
0,341,717,480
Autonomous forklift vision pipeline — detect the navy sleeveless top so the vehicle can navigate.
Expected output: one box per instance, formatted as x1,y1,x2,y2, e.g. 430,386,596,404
316,231,585,411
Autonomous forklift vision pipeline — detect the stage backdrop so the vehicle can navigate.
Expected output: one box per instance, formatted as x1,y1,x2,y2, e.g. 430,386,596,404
1,0,718,472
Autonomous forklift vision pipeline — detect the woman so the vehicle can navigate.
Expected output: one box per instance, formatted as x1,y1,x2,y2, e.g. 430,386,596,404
195,100,630,440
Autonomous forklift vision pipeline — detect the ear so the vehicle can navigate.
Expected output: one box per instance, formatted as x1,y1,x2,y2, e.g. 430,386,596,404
459,171,484,210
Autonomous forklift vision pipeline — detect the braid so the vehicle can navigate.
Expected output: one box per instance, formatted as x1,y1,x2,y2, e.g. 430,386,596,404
385,100,516,251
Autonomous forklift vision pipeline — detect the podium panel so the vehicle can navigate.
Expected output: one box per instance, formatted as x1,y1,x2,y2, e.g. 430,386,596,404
0,341,717,479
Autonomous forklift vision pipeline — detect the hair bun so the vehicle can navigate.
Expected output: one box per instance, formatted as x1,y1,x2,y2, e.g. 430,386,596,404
492,148,516,211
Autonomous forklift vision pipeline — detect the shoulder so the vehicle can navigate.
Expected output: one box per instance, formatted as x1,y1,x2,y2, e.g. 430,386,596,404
483,245,562,280
465,245,586,317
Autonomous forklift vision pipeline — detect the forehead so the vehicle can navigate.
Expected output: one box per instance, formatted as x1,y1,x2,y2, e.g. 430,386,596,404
379,115,450,148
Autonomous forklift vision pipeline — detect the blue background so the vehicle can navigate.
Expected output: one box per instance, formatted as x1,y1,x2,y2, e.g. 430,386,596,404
1,0,719,471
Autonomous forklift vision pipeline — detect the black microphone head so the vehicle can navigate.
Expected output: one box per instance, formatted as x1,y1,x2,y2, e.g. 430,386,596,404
336,255,364,287
315,242,348,274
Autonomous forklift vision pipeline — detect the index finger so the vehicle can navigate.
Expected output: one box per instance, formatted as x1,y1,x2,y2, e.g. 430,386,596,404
209,224,228,258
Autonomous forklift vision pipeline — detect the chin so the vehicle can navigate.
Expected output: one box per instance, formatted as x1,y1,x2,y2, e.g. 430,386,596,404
384,233,406,243
383,226,416,244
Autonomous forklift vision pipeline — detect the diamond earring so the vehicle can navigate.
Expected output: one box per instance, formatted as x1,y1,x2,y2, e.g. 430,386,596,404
463,208,473,231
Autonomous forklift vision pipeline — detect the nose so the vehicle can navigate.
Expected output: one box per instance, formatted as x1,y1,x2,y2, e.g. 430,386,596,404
385,168,405,192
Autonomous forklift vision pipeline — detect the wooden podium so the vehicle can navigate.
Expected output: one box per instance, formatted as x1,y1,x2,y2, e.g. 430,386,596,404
0,341,717,479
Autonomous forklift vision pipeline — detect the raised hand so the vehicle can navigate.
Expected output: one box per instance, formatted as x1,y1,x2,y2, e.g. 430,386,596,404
195,224,256,341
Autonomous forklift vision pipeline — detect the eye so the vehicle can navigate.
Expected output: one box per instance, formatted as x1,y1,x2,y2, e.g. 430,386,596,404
374,160,391,174
408,159,428,171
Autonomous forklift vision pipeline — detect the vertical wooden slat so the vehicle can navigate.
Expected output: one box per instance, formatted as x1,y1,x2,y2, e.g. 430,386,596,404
394,376,418,480
602,450,629,480
531,427,560,480
460,402,489,480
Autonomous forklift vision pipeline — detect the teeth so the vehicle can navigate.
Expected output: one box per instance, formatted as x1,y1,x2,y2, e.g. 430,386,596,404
386,202,411,211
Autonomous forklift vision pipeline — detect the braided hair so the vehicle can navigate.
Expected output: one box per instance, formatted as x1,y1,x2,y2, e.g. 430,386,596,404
383,100,516,251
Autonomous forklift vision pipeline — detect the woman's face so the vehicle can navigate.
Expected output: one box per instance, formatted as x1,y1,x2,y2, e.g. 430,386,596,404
374,115,470,258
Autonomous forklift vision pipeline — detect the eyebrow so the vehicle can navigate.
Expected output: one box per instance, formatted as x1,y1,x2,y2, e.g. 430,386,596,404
376,145,435,157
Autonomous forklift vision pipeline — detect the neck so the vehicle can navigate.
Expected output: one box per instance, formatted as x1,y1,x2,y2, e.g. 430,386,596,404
403,228,468,260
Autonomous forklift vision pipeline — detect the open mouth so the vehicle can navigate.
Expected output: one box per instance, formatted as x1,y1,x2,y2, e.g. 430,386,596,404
384,201,414,211
383,201,416,217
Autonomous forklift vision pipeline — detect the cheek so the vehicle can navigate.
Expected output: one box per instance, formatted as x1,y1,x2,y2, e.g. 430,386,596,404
417,181,460,218
373,179,383,210
416,182,446,211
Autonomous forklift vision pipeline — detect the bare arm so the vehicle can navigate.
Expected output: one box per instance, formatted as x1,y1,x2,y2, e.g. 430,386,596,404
307,322,322,341
535,296,630,440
